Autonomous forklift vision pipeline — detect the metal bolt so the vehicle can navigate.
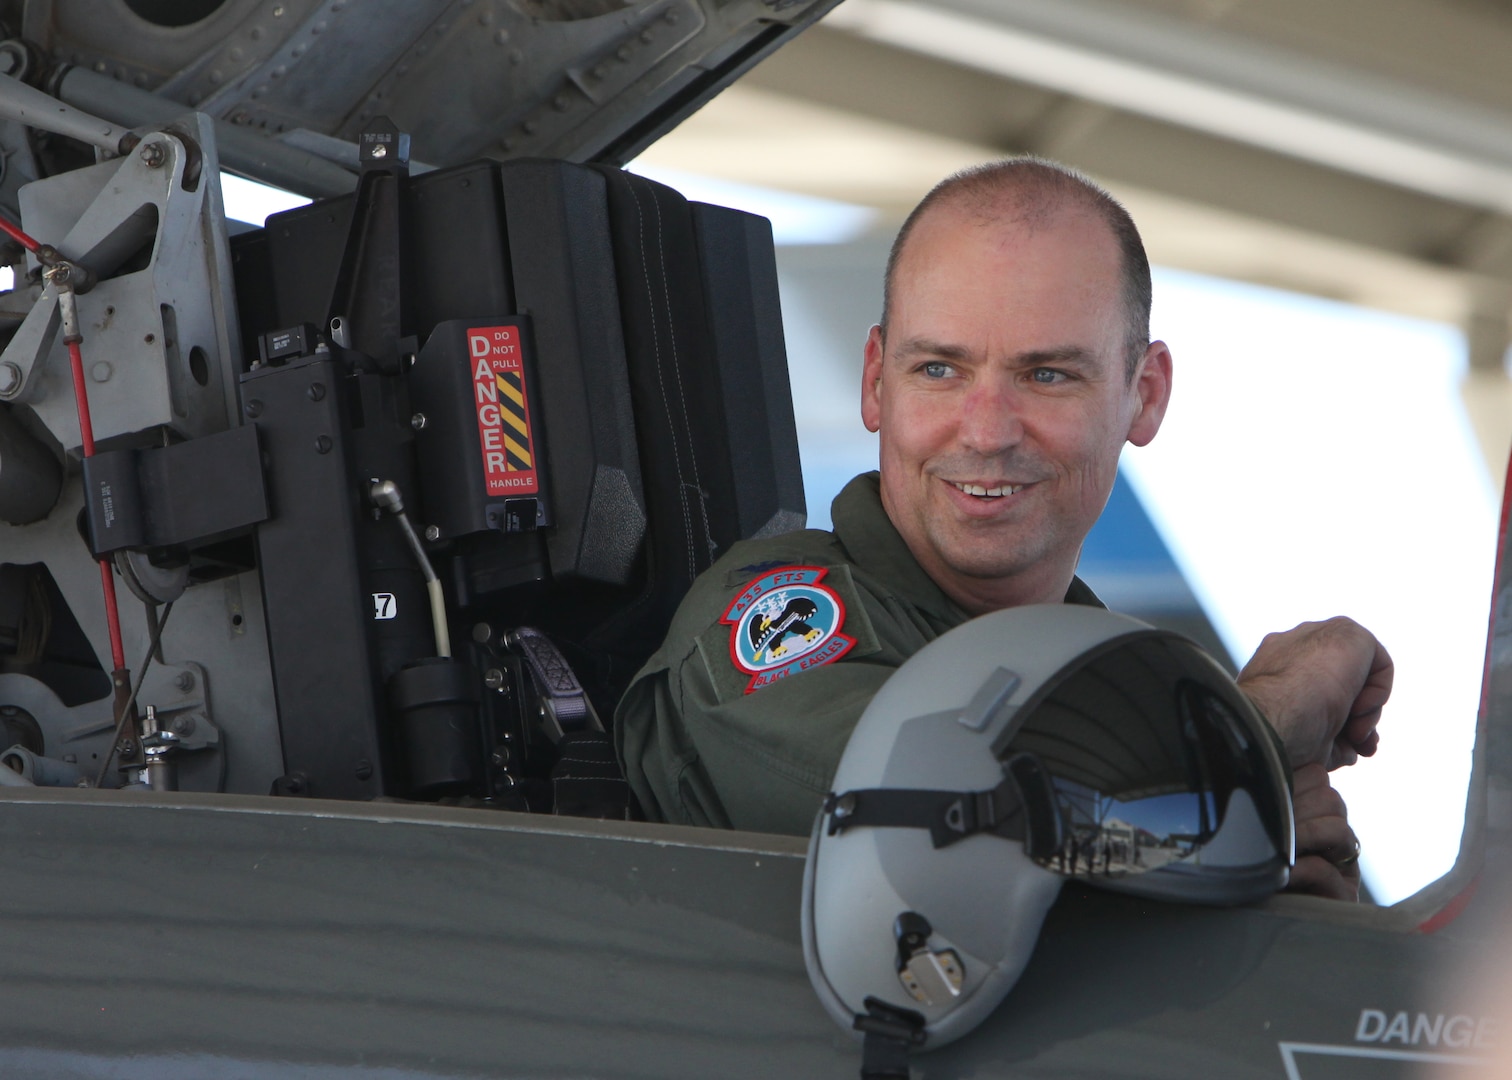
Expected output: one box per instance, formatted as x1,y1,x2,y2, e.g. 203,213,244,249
90,361,111,382
307,382,326,401
370,143,387,159
244,399,263,418
410,412,426,430
484,668,505,690
174,671,195,692
834,792,857,820
472,622,492,644
170,715,195,736
315,435,333,454
139,143,166,168
424,525,440,541
490,747,510,767
118,739,136,757
0,361,21,397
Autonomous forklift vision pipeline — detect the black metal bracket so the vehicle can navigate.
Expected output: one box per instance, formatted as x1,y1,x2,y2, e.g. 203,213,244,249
80,424,269,557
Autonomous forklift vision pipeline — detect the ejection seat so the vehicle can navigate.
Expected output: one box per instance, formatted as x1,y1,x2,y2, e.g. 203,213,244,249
229,155,806,811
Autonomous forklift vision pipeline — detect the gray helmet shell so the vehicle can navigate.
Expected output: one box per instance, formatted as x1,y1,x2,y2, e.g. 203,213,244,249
802,603,1289,1050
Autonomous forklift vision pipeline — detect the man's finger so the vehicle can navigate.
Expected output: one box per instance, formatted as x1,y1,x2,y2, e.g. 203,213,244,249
1296,815,1358,867
1287,854,1359,901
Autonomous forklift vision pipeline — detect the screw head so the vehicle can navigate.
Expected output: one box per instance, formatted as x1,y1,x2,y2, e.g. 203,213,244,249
307,382,326,401
370,143,387,159
484,668,505,690
174,671,195,692
244,398,263,418
0,361,21,397
315,435,333,454
139,142,166,168
411,412,427,431
424,525,441,541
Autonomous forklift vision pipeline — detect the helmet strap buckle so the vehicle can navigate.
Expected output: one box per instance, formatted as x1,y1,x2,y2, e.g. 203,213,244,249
854,996,926,1080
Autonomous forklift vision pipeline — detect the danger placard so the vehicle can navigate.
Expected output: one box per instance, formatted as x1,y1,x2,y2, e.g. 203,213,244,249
468,325,539,497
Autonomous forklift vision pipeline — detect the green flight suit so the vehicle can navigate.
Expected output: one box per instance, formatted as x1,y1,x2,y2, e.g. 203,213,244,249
614,471,1104,836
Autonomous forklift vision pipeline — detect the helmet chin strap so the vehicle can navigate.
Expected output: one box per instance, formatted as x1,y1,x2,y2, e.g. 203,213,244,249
855,997,927,1080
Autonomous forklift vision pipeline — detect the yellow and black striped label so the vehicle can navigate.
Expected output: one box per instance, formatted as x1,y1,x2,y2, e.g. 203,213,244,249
468,325,539,496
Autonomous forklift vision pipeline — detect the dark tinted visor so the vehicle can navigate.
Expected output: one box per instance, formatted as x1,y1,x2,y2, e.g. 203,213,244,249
998,632,1293,901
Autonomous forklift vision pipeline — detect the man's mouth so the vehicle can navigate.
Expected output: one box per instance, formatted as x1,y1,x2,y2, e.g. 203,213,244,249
951,481,1025,499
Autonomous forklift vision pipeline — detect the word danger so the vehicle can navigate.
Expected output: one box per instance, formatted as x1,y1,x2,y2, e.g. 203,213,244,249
1355,1009,1498,1050
468,325,538,496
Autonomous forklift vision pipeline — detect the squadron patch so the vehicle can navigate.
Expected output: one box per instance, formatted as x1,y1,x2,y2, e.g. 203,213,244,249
722,565,855,694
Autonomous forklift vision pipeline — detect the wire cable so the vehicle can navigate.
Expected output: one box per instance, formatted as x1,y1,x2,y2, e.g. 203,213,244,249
0,213,39,253
93,601,173,789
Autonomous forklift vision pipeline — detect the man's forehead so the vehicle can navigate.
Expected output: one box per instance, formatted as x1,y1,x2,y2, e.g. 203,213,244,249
896,198,1118,279
887,201,1125,344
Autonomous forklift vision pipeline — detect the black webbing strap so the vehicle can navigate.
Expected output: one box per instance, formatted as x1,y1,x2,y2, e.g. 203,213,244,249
824,772,1026,849
855,997,926,1080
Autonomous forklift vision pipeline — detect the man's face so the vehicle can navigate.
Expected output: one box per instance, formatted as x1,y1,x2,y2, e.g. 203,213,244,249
861,204,1171,613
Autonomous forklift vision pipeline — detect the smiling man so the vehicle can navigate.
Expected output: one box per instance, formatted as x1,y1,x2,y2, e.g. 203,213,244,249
615,158,1389,901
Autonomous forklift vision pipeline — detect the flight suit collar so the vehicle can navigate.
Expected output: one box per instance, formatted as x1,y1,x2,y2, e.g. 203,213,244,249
829,472,1104,621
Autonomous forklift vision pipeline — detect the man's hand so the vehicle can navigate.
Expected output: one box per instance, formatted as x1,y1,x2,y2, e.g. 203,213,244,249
1236,617,1393,771
1285,763,1361,901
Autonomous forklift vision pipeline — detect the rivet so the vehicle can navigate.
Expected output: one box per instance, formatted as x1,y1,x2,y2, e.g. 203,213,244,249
495,28,510,44
307,382,326,401
315,435,332,454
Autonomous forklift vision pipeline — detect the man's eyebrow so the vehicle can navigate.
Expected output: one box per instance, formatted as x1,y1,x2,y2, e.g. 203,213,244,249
893,337,973,361
1009,345,1097,367
892,339,1101,368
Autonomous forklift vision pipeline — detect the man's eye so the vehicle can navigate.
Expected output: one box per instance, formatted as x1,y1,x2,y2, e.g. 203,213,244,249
1031,368,1067,384
923,361,953,379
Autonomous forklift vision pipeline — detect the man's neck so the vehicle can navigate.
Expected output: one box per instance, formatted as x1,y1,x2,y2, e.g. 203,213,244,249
915,550,1078,617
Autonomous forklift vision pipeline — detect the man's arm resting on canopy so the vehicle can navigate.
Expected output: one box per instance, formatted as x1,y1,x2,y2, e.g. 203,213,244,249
1235,616,1392,771
1236,616,1389,901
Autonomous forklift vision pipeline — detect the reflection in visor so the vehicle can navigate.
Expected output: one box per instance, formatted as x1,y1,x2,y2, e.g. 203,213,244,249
822,630,1291,902
997,634,1291,883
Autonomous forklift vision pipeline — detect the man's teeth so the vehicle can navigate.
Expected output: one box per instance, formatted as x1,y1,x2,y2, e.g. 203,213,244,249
953,482,1023,498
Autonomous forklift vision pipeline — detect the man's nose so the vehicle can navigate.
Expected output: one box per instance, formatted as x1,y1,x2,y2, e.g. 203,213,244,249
957,375,1025,454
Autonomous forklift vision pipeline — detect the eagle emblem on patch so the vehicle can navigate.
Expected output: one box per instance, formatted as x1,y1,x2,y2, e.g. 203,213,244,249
721,565,855,693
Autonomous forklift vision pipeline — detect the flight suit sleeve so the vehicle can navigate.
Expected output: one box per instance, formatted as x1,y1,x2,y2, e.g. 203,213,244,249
616,559,933,836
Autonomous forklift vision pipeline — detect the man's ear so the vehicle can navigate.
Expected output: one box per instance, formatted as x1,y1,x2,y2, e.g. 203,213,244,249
1126,340,1173,447
861,324,885,433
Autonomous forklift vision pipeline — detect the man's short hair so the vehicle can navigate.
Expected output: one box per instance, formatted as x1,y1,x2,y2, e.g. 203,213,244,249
881,157,1152,380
